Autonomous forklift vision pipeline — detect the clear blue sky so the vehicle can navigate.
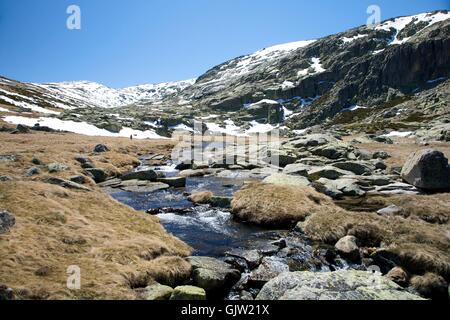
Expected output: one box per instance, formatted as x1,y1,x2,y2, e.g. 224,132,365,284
0,0,448,88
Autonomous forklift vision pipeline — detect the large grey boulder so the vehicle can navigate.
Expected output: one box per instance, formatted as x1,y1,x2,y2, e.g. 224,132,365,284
118,181,169,193
335,235,360,262
311,143,351,160
249,257,289,286
314,178,365,199
121,169,157,182
282,163,312,177
156,177,186,188
401,149,450,190
332,161,375,175
84,168,108,183
287,134,338,148
308,166,354,181
188,256,240,295
263,173,311,187
226,249,262,269
256,270,424,300
44,177,91,191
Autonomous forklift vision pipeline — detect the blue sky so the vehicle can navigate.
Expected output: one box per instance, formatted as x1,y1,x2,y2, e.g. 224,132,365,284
0,0,448,88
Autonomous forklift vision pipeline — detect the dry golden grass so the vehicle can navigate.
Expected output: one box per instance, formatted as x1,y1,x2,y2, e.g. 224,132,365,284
231,182,344,227
0,132,191,300
300,209,450,279
338,193,450,224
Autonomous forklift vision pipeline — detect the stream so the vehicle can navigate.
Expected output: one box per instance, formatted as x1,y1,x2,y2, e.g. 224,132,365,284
110,163,275,257
108,157,354,299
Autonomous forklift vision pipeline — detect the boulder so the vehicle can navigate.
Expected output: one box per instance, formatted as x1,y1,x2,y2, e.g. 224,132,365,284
401,149,450,190
308,166,354,181
335,235,360,262
170,285,206,300
0,285,14,300
179,169,208,178
386,267,409,287
282,163,312,177
84,168,108,183
311,143,350,160
256,270,424,300
0,211,15,234
314,178,365,199
332,161,375,175
26,167,40,177
188,191,213,204
142,283,174,300
263,173,311,187
373,151,391,160
44,177,90,191
93,144,109,153
372,136,394,144
287,134,338,148
69,175,86,184
47,163,70,173
354,149,373,160
188,256,240,295
157,177,186,188
121,169,157,182
262,150,297,167
31,157,44,165
119,181,170,193
226,249,262,270
249,257,289,286
97,178,122,188
209,196,232,208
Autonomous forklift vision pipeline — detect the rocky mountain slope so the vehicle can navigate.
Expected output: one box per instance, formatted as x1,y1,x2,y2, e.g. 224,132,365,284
1,10,449,138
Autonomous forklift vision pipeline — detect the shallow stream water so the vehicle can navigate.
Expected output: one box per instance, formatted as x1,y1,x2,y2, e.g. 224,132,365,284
110,163,276,257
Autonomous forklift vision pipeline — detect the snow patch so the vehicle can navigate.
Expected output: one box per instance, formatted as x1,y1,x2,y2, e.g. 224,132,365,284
382,131,413,138
342,105,367,112
376,11,450,45
3,116,167,139
342,34,368,43
0,96,60,115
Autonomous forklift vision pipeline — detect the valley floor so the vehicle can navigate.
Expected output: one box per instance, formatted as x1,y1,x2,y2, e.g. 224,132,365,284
0,127,449,300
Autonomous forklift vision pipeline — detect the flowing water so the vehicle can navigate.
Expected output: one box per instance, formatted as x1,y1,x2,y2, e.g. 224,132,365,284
110,163,276,257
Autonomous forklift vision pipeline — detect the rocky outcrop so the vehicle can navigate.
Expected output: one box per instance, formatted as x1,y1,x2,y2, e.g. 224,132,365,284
0,211,15,234
256,270,424,300
188,256,240,296
121,169,157,182
401,149,450,190
263,173,311,187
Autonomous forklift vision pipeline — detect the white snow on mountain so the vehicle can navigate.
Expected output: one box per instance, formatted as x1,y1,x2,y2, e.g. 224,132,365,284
342,34,368,43
201,40,316,87
34,79,196,109
3,115,167,139
376,11,450,45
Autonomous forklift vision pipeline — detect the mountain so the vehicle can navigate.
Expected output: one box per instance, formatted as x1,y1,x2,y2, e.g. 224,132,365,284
1,10,449,138
0,77,194,110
